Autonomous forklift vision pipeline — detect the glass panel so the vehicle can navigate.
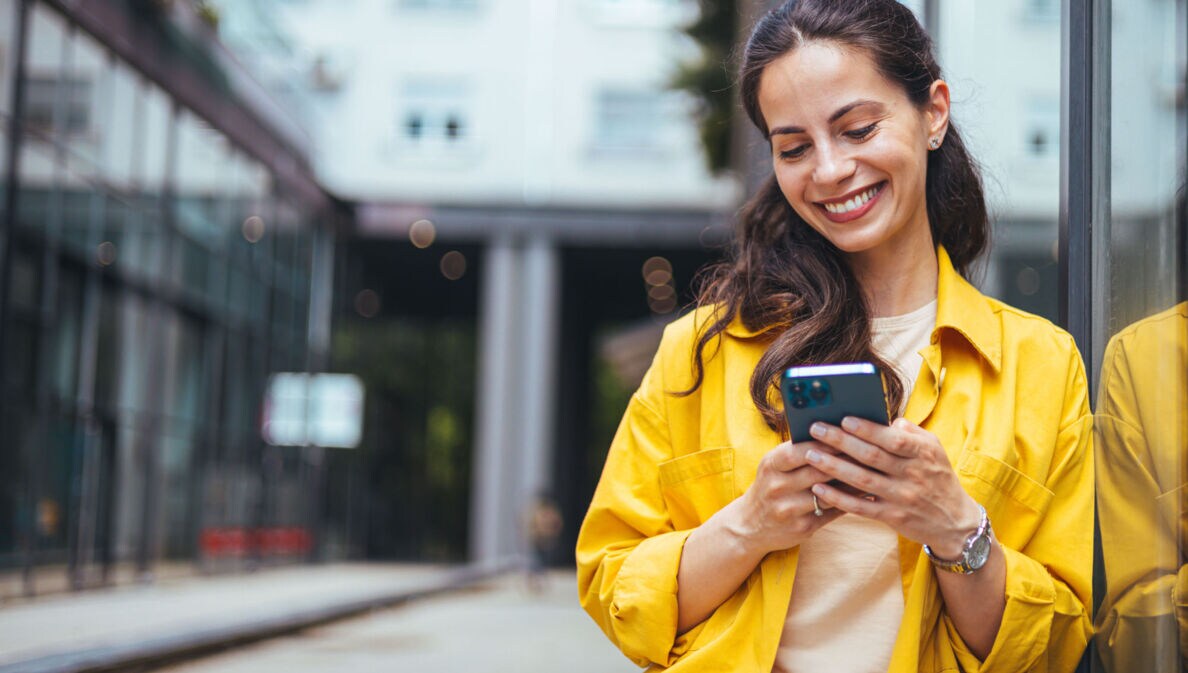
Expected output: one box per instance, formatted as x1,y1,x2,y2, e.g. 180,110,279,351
129,82,172,283
62,29,108,176
0,403,34,570
39,29,112,262
48,266,83,403
21,4,69,138
16,5,67,238
175,110,230,247
2,316,36,394
161,320,205,560
1094,0,1187,671
935,3,1062,323
102,62,138,189
92,285,119,415
174,110,229,305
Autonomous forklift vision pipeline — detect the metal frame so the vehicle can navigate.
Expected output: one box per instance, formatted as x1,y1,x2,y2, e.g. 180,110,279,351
1,0,33,596
1059,0,1110,393
1060,2,1110,671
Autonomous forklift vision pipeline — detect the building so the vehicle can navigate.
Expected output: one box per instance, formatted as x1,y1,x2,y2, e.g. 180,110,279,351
0,0,343,597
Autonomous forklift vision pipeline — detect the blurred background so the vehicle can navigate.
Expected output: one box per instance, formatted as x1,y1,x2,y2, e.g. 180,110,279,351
0,0,1182,669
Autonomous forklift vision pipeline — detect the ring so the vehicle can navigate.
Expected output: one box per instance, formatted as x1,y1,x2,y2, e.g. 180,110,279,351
812,493,824,517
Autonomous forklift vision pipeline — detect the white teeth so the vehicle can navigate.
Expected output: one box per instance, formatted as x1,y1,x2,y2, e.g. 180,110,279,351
823,184,881,214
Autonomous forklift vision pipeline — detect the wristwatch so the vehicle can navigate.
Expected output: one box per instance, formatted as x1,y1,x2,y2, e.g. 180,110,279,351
924,504,992,575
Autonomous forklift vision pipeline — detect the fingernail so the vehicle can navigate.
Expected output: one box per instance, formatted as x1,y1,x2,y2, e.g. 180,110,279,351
811,484,825,495
841,416,858,431
805,449,821,463
810,423,826,438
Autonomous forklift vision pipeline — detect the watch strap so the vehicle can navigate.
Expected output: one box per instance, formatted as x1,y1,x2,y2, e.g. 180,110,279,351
924,504,990,575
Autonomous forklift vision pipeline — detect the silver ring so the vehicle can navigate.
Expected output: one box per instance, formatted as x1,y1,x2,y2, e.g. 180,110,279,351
812,493,824,517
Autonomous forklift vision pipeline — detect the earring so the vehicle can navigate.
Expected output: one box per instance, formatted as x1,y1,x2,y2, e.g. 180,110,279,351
929,137,941,150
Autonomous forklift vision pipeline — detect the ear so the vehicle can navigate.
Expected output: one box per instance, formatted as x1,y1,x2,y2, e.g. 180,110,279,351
925,79,951,144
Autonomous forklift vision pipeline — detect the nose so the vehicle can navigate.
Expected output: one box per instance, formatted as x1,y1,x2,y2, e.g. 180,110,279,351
811,142,856,186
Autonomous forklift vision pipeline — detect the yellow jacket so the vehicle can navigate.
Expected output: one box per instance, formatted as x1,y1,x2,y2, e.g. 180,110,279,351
1095,302,1188,672
576,247,1093,672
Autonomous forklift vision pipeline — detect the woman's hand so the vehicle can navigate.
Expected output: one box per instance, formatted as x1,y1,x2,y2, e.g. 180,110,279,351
803,416,981,558
677,440,845,634
719,440,846,556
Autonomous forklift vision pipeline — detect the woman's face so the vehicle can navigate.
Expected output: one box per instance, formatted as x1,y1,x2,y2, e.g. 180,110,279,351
757,41,949,259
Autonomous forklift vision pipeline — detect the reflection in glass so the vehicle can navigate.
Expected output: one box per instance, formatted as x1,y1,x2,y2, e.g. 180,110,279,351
1095,0,1187,664
1096,299,1187,671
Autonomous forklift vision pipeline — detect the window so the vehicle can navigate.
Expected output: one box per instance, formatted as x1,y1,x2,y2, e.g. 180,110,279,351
591,88,684,157
395,78,474,154
1024,96,1059,158
22,75,91,137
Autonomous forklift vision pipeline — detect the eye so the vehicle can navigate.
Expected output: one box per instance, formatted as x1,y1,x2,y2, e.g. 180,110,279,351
778,144,809,161
844,123,878,140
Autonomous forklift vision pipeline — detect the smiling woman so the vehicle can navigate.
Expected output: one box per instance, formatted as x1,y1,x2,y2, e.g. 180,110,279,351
576,0,1093,672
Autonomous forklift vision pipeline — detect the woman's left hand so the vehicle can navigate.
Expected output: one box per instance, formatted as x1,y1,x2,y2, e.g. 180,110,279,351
804,416,981,559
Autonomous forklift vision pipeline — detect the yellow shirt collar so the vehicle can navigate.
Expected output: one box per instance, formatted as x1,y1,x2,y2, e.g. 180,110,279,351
721,246,1003,372
934,245,1002,372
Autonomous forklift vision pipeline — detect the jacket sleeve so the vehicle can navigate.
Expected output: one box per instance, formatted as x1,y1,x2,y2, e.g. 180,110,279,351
1094,333,1184,673
946,342,1095,673
575,337,698,668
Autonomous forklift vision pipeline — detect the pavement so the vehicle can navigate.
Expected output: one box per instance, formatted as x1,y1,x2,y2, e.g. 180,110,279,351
0,562,503,673
154,571,637,673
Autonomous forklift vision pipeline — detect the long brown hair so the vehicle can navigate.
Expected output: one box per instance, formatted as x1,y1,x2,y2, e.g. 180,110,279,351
684,0,989,432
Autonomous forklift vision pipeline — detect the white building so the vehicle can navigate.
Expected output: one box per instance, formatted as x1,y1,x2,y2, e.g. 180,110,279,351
219,0,738,210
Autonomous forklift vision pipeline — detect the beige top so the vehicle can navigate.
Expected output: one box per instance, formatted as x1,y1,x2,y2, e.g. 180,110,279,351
772,299,937,673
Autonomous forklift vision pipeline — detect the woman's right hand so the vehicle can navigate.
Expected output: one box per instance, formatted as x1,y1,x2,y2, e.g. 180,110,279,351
720,439,846,556
677,439,843,634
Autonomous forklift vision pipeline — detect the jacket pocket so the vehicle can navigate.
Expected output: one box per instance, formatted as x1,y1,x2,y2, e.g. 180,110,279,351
956,450,1054,545
659,448,735,531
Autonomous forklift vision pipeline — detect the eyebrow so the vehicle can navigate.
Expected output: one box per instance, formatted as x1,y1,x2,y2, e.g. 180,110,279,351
767,99,885,139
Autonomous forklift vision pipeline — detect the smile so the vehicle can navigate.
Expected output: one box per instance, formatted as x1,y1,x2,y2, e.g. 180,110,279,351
819,183,884,214
815,182,886,223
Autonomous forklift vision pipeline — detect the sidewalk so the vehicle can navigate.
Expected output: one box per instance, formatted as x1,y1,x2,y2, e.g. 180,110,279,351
0,562,501,673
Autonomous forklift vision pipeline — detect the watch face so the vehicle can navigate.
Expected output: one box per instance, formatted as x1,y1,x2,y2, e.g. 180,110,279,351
967,534,992,570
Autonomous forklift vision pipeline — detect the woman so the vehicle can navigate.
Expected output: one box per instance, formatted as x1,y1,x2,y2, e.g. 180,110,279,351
576,1,1093,671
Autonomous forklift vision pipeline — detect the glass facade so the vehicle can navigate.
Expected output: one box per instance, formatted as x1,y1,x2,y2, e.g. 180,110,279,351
0,0,340,597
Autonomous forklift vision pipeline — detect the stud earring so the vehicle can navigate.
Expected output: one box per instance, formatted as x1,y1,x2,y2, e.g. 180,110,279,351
929,137,940,150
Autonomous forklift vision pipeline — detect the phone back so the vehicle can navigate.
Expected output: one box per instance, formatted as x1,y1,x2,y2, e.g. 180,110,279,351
781,363,890,444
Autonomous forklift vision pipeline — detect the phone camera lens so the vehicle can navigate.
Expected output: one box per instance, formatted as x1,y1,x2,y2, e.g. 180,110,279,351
810,380,829,402
791,395,808,409
790,381,805,395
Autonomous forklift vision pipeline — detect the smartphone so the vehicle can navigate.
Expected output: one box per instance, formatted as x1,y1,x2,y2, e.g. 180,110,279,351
780,362,890,444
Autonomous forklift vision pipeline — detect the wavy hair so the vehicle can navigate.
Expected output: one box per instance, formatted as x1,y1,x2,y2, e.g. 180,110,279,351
684,0,989,432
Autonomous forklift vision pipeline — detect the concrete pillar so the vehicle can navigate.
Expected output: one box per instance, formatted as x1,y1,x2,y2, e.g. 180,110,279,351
470,236,521,565
515,236,561,532
470,235,562,567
